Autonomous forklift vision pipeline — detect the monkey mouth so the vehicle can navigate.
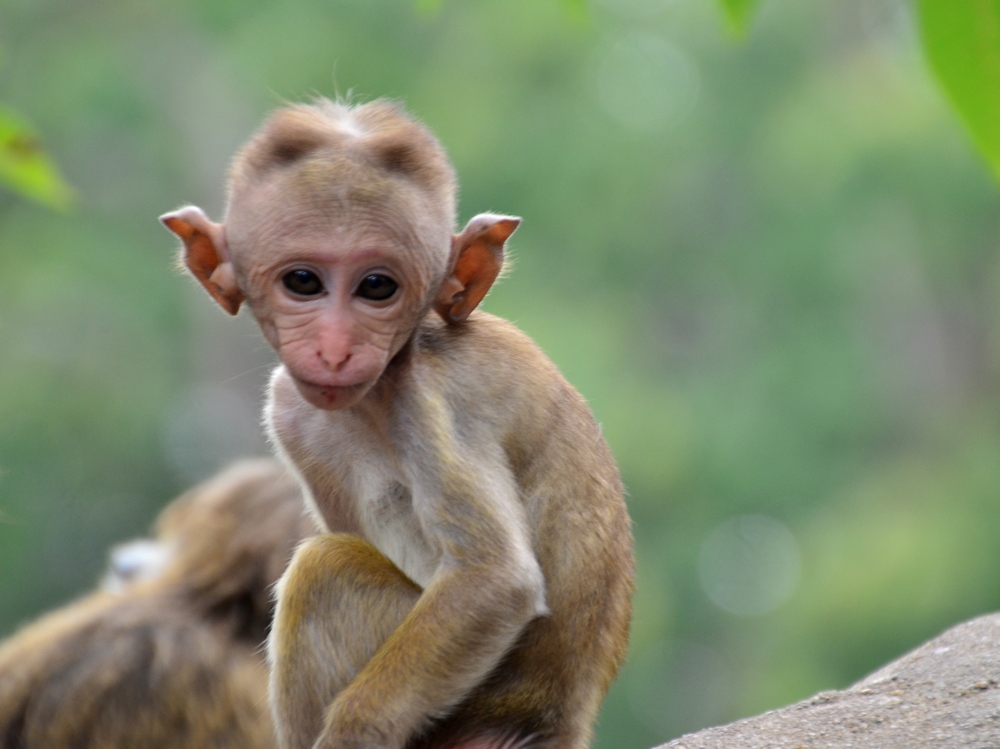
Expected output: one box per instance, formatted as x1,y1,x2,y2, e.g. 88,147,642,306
290,375,370,410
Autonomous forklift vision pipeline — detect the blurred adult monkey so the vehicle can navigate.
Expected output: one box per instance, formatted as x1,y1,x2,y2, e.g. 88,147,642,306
0,459,315,749
161,99,634,749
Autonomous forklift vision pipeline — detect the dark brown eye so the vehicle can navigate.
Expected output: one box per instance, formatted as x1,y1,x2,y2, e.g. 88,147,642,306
356,274,398,301
282,269,324,296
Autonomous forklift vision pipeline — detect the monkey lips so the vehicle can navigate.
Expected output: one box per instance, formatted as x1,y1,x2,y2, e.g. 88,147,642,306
288,373,373,411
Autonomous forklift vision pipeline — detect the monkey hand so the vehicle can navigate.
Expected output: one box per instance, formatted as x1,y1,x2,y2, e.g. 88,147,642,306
312,720,402,749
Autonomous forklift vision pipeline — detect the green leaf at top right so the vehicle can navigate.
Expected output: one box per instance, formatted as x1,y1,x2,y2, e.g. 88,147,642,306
917,0,1000,181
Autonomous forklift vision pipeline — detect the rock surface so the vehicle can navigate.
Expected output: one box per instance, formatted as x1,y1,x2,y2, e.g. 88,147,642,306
658,612,1000,749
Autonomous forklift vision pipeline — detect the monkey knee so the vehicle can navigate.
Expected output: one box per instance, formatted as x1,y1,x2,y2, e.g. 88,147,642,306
269,533,422,740
275,534,420,631
281,534,416,594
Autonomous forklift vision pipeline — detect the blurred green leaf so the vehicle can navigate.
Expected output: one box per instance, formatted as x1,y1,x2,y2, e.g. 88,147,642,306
561,0,587,19
717,0,757,35
417,0,586,18
415,0,445,14
917,0,1000,180
0,106,73,210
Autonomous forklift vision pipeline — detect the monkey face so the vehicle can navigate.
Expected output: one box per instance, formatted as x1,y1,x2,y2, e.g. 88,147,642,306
228,199,440,411
161,195,518,413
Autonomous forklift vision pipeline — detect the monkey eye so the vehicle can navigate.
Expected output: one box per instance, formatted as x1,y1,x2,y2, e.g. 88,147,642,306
356,274,398,301
282,269,325,297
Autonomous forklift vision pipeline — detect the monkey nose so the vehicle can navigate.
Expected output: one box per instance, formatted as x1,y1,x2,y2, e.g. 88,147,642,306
318,347,352,372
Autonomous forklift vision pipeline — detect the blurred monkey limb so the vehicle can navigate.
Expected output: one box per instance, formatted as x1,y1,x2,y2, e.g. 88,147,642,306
0,459,315,749
162,99,634,749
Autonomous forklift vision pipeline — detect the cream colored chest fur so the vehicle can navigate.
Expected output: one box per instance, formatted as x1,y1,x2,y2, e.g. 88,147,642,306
265,367,441,587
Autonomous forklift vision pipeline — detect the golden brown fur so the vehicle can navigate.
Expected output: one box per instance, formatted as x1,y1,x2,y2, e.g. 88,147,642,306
161,98,634,749
0,459,315,749
267,314,634,749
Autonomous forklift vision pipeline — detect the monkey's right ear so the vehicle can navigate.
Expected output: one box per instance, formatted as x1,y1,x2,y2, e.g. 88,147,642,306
160,206,244,316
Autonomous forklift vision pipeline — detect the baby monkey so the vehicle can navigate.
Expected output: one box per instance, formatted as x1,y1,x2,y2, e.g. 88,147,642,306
162,99,633,749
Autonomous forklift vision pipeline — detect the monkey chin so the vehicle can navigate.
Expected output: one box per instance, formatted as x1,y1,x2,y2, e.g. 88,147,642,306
291,376,371,411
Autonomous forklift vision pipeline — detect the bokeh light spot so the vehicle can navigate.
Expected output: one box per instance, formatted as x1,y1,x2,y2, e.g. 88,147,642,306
699,514,802,617
595,32,700,133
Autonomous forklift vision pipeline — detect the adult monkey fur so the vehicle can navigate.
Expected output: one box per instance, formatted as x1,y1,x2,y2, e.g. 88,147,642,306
0,459,315,749
161,99,634,749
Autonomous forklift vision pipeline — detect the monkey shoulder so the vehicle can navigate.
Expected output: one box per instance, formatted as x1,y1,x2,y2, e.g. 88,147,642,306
415,312,614,480
417,312,560,388
416,312,570,414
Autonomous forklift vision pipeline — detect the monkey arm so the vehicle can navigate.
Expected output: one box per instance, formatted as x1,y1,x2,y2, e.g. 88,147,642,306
319,557,545,749
316,401,546,749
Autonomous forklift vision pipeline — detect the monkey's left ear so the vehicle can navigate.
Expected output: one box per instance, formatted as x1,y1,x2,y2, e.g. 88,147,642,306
435,213,520,325
160,206,245,316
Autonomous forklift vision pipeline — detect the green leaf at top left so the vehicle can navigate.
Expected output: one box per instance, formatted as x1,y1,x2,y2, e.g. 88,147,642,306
0,105,74,211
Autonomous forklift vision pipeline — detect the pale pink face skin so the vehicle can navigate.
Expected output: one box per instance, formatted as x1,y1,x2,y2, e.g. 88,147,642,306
226,182,446,411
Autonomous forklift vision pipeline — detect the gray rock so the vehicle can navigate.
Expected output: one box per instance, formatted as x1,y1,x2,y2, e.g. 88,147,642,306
658,612,1000,749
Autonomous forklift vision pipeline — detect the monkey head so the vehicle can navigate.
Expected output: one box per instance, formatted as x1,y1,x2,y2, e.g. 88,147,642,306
161,100,519,411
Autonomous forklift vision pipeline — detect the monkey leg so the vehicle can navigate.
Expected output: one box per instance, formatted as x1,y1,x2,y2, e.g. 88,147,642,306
269,533,422,749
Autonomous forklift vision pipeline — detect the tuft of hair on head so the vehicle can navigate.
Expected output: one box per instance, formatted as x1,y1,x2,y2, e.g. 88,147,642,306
259,106,335,166
227,97,457,222
346,99,454,189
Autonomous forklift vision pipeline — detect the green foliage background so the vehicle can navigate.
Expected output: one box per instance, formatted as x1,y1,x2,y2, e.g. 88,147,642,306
3,0,1000,746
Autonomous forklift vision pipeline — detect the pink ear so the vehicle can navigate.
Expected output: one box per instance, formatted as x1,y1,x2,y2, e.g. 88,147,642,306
435,213,520,325
160,206,244,316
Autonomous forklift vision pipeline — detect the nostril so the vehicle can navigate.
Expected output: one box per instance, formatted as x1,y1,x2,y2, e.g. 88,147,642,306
317,348,351,371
